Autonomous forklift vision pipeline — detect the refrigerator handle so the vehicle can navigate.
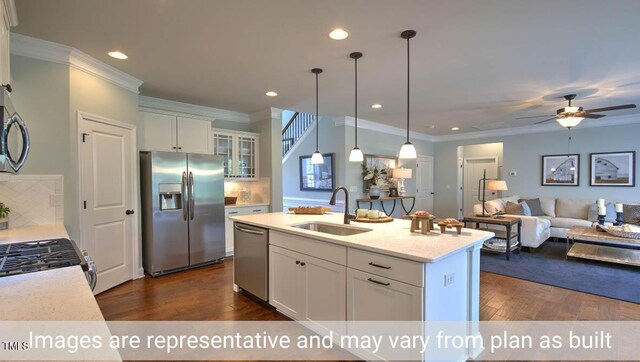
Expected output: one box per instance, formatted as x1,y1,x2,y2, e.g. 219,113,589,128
189,171,195,220
182,171,188,221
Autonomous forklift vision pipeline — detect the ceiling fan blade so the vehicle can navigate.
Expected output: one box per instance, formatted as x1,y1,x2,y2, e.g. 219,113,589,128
535,117,557,124
515,114,555,120
583,104,637,114
583,114,606,119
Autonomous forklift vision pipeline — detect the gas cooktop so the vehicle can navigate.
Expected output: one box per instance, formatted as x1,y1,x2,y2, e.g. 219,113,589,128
0,238,88,277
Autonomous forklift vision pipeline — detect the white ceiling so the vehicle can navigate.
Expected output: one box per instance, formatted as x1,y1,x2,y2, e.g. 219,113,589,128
12,0,640,135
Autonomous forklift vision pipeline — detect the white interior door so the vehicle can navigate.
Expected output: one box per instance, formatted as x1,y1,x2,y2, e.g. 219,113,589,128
462,157,498,217
415,156,434,212
80,115,134,294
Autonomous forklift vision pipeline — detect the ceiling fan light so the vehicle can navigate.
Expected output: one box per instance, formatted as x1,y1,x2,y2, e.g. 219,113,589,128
399,142,417,159
349,147,364,162
311,151,324,164
557,116,584,128
564,106,581,113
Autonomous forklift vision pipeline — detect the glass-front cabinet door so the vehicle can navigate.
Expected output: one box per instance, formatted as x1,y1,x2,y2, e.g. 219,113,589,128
213,133,234,177
237,136,256,178
212,129,259,179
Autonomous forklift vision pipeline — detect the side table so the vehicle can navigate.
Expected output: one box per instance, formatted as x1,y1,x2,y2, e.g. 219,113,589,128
463,216,522,261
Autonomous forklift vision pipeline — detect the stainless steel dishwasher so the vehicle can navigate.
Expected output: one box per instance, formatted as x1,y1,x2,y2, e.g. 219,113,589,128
233,222,269,301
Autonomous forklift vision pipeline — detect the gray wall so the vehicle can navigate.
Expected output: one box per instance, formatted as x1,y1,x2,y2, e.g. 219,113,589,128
250,112,283,212
282,118,434,216
434,124,640,217
10,55,139,241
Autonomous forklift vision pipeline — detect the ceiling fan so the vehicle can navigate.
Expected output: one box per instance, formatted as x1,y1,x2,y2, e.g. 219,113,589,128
516,94,637,128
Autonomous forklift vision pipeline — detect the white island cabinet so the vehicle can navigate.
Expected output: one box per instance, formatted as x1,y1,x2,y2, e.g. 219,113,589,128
230,212,492,361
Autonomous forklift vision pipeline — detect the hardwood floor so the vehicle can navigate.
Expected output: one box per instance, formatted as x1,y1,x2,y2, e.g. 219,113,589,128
96,257,640,322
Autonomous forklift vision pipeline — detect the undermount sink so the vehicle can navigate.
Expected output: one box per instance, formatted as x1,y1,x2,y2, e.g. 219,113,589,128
291,222,372,236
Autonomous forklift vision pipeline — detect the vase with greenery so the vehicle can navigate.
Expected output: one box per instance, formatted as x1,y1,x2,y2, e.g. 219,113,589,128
362,164,388,199
0,202,9,230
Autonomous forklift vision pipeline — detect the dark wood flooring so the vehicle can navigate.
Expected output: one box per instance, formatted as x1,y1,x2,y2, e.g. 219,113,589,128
96,257,640,322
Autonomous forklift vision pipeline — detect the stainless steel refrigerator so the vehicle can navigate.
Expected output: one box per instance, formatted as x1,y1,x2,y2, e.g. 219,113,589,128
140,151,225,276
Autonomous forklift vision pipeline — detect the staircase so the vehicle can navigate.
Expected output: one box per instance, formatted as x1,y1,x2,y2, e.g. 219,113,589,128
282,111,315,157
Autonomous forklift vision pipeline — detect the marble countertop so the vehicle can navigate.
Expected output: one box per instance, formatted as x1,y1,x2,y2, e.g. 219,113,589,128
0,266,104,321
230,212,494,263
0,223,69,243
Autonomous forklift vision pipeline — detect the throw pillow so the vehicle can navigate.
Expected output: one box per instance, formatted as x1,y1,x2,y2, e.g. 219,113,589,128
519,198,545,216
587,202,617,223
504,201,532,216
623,204,640,225
504,201,523,215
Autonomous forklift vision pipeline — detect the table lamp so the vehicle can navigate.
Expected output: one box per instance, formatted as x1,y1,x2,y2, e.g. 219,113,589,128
392,168,412,196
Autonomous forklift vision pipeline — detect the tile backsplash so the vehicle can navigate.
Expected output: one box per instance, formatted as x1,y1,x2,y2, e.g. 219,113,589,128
0,175,64,227
224,177,271,204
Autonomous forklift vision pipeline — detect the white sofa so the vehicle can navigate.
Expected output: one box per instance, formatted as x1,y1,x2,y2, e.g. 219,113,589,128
472,196,605,250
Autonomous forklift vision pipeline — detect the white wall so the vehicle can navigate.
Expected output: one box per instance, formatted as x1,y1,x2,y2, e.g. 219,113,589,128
434,124,640,217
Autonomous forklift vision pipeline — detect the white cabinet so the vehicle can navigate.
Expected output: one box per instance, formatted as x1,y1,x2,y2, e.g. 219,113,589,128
224,205,268,255
346,268,422,321
212,129,259,179
269,245,346,323
0,2,16,88
139,111,212,154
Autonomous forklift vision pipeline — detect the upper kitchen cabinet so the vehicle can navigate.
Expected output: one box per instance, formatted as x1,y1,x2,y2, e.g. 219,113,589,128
0,1,17,86
212,128,259,180
138,111,213,154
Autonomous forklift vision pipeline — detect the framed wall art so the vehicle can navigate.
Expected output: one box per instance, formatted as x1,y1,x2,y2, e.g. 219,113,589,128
541,154,580,186
362,154,397,192
590,151,635,187
299,153,335,191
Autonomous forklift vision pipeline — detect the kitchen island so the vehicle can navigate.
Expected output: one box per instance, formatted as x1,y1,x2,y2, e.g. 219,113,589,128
230,212,493,323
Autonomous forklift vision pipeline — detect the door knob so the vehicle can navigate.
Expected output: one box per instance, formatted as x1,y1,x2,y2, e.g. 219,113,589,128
125,209,135,215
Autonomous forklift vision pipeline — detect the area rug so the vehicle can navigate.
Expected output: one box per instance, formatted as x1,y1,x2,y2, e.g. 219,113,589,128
480,242,640,303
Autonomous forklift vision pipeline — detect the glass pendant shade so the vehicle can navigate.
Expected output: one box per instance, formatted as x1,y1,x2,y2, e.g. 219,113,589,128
311,151,324,164
399,142,417,159
556,116,584,128
349,147,364,162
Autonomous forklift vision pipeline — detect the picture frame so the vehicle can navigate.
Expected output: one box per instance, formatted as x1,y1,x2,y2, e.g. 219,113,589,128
589,151,636,187
362,154,398,192
299,153,335,191
388,187,399,197
541,154,580,186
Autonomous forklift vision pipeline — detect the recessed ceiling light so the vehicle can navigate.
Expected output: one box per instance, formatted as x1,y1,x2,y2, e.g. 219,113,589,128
329,28,349,40
428,125,436,129
108,51,128,60
265,91,278,97
371,104,382,109
451,127,460,131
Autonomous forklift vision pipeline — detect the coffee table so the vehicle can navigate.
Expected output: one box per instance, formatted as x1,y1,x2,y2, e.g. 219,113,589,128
566,226,640,267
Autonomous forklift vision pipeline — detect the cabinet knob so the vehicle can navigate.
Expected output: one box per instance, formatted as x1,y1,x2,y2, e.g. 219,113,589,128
300,262,306,266
172,146,177,149
178,147,182,150
295,260,300,265
125,209,135,215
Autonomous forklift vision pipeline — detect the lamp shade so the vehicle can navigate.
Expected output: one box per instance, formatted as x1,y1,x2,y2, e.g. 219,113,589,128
310,151,324,164
556,116,584,128
399,142,416,159
393,168,412,179
349,147,364,162
486,180,508,191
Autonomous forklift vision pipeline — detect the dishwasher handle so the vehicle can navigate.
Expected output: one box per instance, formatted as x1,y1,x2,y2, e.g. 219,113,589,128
234,224,265,236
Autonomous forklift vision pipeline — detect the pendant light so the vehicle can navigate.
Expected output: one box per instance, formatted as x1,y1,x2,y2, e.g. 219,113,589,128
398,30,417,159
311,68,324,164
349,52,364,162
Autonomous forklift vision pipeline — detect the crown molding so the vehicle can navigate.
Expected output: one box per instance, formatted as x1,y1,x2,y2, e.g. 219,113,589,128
336,116,437,142
433,114,640,143
10,33,143,93
250,107,283,123
139,95,250,123
2,0,17,27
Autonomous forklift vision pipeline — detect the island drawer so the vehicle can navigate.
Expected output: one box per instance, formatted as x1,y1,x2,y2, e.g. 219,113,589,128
270,231,347,265
347,248,423,287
